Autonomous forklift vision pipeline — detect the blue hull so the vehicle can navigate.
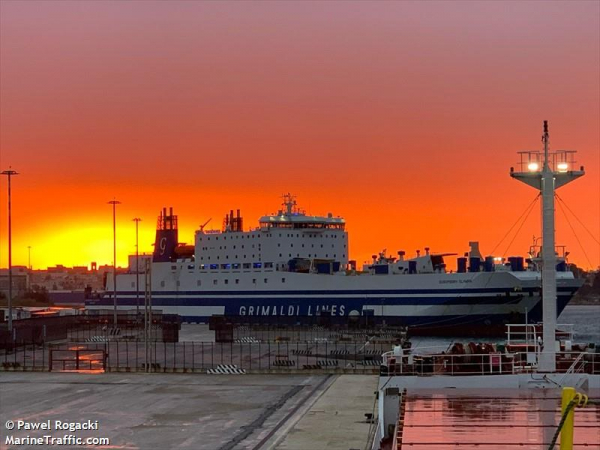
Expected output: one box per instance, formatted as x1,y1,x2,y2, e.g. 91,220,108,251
85,287,576,336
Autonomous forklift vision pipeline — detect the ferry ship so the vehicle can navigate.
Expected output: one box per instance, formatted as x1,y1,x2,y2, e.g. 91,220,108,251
86,193,582,335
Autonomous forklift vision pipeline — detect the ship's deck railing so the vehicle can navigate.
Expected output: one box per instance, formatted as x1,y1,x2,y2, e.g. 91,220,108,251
381,349,599,377
505,323,575,346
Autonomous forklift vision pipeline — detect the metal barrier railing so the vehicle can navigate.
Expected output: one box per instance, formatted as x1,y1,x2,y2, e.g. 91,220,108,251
0,340,387,373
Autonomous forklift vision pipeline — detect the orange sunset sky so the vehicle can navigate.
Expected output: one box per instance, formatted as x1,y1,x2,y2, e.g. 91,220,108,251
0,1,599,270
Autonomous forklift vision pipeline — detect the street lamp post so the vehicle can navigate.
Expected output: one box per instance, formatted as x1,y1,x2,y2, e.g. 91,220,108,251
1,168,18,334
133,218,142,317
28,246,32,270
108,199,121,327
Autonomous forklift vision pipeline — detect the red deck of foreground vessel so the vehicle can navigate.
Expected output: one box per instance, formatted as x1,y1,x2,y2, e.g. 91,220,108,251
396,389,600,449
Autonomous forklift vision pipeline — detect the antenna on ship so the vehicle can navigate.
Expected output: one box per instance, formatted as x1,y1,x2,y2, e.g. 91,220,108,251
510,121,584,372
282,193,297,215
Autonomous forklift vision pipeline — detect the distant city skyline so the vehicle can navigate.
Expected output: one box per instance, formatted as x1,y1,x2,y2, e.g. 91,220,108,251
0,1,598,269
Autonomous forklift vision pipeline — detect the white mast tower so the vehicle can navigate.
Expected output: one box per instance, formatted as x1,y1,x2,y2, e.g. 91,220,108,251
510,121,584,372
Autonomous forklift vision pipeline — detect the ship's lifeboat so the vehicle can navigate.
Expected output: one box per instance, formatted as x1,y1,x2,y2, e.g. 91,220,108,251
174,245,194,258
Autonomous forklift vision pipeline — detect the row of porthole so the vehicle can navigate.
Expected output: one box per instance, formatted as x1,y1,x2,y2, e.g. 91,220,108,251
200,233,345,241
197,253,346,260
156,277,286,287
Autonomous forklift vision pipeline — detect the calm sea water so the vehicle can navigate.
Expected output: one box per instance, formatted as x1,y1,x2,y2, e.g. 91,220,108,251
409,304,600,352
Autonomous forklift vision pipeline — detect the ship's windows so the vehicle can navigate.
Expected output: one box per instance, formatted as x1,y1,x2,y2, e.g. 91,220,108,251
253,262,262,269
235,279,239,284
252,278,256,284
197,280,201,286
224,236,227,240
233,245,236,249
289,254,292,257
177,281,180,287
213,280,218,285
343,254,345,258
243,263,251,269
279,234,282,237
242,245,245,248
282,278,286,283
311,244,314,248
264,278,268,283
278,243,281,247
321,244,323,248
232,263,240,269
210,264,218,270
160,281,165,287
265,262,273,268
216,237,218,240
326,254,328,257
252,244,255,248
221,264,231,270
291,244,293,247
252,254,255,258
207,237,210,241
302,244,304,248
224,279,228,284
279,253,282,257
171,265,177,270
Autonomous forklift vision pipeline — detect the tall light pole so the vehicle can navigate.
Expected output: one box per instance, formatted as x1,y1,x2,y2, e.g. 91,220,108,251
133,218,142,317
1,169,18,334
108,199,121,327
28,246,32,270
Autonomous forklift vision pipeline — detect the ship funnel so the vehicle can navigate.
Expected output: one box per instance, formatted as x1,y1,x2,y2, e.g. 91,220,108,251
153,207,179,262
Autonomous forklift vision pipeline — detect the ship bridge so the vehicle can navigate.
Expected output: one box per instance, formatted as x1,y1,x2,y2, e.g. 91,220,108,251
258,193,345,230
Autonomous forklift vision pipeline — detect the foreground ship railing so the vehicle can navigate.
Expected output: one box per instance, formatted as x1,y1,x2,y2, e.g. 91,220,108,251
380,349,600,377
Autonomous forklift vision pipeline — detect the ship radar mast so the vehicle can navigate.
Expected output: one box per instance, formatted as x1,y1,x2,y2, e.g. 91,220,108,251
280,193,304,216
510,121,585,372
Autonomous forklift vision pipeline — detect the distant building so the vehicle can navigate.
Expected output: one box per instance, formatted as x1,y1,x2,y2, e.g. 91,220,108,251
0,267,29,298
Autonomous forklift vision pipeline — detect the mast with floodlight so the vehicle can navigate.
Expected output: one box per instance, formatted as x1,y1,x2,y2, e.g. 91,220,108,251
510,121,584,372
